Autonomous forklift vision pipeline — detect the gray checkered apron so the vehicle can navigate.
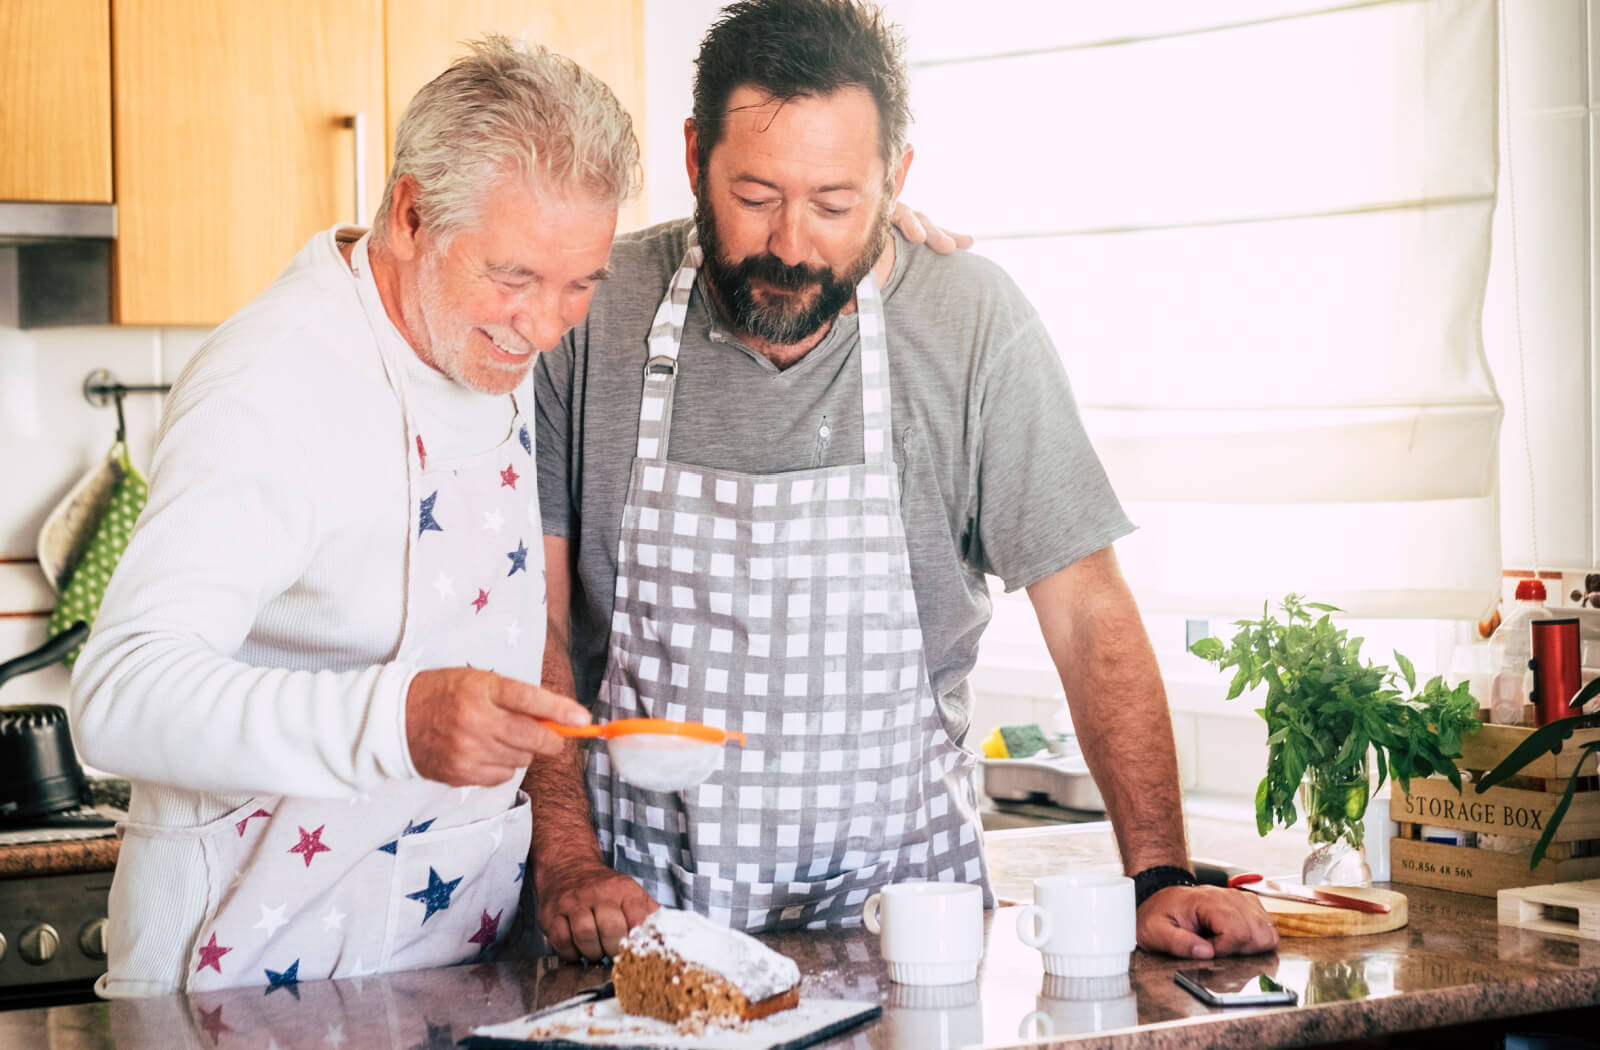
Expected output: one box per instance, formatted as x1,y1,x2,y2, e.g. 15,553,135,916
587,233,992,930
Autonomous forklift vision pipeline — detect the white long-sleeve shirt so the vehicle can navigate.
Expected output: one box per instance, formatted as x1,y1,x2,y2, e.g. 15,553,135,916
70,227,519,995
73,226,516,818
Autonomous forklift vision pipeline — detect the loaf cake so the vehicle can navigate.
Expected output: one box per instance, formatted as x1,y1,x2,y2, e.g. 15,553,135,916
613,909,801,1024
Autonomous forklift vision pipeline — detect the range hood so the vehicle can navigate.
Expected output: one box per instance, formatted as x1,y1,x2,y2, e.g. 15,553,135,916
0,202,116,241
0,202,116,328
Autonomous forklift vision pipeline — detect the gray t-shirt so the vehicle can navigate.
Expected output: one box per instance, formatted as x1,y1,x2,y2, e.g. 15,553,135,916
536,219,1133,740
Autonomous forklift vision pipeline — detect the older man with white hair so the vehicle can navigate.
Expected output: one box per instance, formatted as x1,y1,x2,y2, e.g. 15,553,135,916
68,35,618,997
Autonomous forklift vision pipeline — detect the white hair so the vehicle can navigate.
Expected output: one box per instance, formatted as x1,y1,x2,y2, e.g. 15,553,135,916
373,33,640,247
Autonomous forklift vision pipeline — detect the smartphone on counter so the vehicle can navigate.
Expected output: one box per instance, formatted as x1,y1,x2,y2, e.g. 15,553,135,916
1174,968,1298,1008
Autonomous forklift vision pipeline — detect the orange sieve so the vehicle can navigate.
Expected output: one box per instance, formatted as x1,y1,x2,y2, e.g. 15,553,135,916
538,718,745,791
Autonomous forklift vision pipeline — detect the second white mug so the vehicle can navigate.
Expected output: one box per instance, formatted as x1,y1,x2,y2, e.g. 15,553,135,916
1015,872,1136,977
863,881,984,985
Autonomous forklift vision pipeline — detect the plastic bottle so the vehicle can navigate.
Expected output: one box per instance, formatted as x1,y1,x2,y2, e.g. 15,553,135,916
1488,579,1550,725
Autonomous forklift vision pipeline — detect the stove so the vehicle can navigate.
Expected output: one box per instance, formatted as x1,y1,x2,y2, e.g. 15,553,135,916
0,806,119,1010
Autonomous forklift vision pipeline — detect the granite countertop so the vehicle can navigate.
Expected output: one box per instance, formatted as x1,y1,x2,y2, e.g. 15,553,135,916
0,833,118,879
5,818,1599,1049
0,799,123,878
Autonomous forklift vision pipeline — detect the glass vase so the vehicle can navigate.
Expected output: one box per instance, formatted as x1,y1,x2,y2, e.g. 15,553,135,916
1298,760,1373,887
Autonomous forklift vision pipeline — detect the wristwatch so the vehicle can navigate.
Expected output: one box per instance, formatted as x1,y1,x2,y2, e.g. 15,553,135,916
1132,864,1198,906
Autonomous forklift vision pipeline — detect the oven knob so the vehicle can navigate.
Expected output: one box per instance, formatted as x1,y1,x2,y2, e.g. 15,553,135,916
19,923,60,965
79,918,109,960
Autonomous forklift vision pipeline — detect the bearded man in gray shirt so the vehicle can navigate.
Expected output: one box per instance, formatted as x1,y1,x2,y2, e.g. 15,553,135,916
526,0,1276,964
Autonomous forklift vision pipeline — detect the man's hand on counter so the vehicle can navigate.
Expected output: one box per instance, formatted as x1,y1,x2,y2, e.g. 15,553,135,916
1137,885,1279,959
536,857,660,962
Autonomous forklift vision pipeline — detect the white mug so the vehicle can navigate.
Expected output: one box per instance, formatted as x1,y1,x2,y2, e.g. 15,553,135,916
1014,872,1135,977
862,881,984,985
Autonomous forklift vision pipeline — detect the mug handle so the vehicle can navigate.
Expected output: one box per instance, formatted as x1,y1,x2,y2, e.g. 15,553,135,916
863,892,883,934
1019,1010,1055,1040
1016,903,1053,948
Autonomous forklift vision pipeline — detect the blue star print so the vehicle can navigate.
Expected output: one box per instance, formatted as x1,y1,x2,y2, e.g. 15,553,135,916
507,540,528,576
418,492,443,537
406,867,462,924
516,861,526,882
264,959,300,997
519,424,532,455
377,817,437,855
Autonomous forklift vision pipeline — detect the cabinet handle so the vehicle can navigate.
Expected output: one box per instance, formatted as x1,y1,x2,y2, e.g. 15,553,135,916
343,113,368,226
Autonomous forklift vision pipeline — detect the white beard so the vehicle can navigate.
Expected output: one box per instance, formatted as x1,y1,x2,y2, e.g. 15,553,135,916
414,249,533,393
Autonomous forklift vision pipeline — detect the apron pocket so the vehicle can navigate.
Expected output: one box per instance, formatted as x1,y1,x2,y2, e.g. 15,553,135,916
112,796,270,995
613,840,897,931
380,791,531,973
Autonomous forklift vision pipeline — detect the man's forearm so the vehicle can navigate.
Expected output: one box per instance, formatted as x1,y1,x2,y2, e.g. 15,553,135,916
526,532,607,885
523,739,605,889
1059,608,1188,873
1029,551,1189,874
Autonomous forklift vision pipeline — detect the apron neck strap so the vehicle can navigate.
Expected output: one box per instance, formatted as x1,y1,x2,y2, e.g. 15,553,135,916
636,232,701,462
636,227,894,466
852,273,892,467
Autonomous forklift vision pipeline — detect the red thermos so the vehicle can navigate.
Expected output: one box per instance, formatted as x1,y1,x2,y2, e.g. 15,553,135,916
1530,618,1581,726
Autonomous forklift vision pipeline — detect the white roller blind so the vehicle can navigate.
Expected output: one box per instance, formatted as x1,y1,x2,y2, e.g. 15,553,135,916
896,0,1503,618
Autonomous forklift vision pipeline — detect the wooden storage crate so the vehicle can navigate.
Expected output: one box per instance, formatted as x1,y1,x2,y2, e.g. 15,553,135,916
1388,723,1600,897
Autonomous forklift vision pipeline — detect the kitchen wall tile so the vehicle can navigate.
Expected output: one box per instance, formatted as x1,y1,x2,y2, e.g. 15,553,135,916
157,326,211,385
0,564,52,616
0,326,163,564
1506,0,1585,112
1486,111,1592,570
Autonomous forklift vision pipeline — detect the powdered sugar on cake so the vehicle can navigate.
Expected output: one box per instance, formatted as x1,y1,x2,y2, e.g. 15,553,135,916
621,909,800,1002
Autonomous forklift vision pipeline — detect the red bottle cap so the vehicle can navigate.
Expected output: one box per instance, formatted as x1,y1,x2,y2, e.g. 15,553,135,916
1514,579,1547,602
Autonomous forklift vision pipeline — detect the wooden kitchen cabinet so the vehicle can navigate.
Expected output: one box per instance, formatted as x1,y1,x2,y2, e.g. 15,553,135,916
384,0,647,232
0,1,113,202
111,1,387,326
109,1,645,327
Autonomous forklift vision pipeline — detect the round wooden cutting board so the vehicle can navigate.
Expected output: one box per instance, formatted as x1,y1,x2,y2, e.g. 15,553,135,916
1256,886,1408,937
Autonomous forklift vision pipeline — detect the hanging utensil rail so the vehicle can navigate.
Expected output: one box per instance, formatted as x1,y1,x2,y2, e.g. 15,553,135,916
81,368,171,407
81,368,172,443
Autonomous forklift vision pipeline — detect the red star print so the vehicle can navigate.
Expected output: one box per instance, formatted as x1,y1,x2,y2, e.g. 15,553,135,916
471,588,490,613
195,932,232,974
468,909,503,948
288,824,332,868
500,463,519,489
234,807,271,836
196,1003,232,1045
417,433,428,469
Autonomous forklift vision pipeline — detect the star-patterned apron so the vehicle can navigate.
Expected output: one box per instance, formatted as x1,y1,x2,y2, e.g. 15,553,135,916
113,233,546,995
588,231,992,931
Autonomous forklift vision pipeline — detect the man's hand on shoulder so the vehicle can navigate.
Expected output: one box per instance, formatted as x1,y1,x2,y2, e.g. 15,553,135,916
1136,885,1278,960
890,200,974,254
537,856,658,962
405,668,590,786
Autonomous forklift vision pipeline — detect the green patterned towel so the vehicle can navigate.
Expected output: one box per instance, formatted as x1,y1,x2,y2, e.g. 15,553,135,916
47,443,148,666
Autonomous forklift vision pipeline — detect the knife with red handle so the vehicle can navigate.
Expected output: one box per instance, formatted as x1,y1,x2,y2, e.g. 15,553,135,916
1226,873,1392,914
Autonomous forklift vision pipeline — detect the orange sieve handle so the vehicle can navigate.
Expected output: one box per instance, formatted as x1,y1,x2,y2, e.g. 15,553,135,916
538,720,605,738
